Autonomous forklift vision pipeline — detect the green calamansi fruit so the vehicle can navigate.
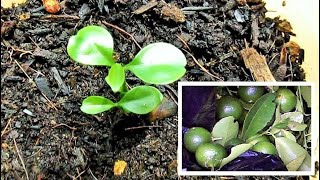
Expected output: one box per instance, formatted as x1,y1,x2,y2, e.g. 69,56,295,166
195,143,227,168
238,86,265,103
275,88,297,113
225,137,245,147
183,127,212,153
252,141,278,155
247,134,270,145
217,96,243,120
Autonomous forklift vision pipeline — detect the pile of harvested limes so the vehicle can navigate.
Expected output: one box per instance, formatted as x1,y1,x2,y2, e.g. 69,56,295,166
183,86,312,171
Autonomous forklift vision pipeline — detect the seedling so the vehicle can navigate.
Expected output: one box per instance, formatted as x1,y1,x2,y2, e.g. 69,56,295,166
67,25,186,114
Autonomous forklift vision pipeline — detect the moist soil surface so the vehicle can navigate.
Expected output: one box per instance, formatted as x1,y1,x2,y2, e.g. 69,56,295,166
1,0,306,179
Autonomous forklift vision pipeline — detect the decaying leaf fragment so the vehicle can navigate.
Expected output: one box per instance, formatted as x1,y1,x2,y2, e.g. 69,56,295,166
161,3,185,23
1,21,16,36
148,97,177,122
113,160,127,176
236,0,247,6
275,18,293,33
285,41,301,57
280,41,302,65
240,47,276,82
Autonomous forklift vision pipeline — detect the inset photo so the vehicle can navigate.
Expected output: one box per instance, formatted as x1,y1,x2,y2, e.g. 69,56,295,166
178,82,316,176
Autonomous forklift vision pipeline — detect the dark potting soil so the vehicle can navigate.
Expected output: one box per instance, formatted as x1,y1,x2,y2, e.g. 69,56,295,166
1,0,307,179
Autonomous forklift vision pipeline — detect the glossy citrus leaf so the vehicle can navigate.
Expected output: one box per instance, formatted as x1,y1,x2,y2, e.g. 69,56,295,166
125,42,186,84
287,121,308,131
273,122,289,129
241,93,276,140
272,105,281,126
118,86,163,114
278,129,297,142
300,86,311,108
67,25,114,66
295,97,305,114
297,153,311,171
80,96,115,114
219,143,253,168
286,153,307,171
281,112,304,123
275,137,308,171
212,116,239,146
105,63,125,92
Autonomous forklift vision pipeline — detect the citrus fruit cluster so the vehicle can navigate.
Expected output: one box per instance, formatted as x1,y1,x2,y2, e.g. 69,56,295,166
184,127,227,168
217,86,297,122
183,86,299,170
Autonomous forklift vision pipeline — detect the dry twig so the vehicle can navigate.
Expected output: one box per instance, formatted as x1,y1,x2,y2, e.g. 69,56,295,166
52,123,77,130
13,138,30,180
175,34,191,51
88,168,99,180
125,125,162,131
182,49,224,81
42,14,80,20
1,117,15,137
166,89,178,105
101,21,142,49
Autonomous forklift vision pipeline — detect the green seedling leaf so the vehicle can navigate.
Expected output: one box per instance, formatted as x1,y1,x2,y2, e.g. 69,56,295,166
287,121,308,131
241,93,276,140
297,152,311,171
125,42,186,84
212,116,239,146
105,63,125,92
219,143,253,168
118,86,163,114
275,137,308,171
67,25,114,66
281,112,304,123
300,86,311,108
80,96,115,114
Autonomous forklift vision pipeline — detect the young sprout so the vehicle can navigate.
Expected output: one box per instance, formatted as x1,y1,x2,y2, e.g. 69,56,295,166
67,25,186,114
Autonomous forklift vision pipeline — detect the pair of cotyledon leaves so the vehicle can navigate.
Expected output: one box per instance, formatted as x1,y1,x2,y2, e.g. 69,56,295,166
67,25,186,114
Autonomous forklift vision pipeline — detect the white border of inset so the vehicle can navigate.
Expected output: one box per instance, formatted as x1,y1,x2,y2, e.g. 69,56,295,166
178,81,316,176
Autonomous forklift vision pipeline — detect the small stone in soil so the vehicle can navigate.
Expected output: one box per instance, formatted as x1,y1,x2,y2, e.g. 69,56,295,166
35,77,54,99
15,121,22,128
